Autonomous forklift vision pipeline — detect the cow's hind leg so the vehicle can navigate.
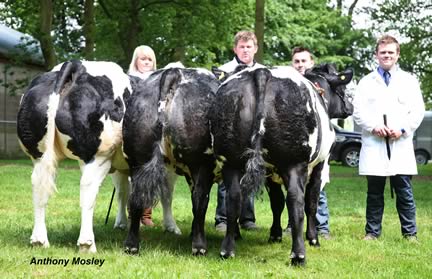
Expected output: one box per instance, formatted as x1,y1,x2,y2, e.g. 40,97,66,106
161,170,181,235
30,159,57,248
283,163,308,267
220,167,242,259
111,171,129,230
305,162,324,247
77,157,111,253
125,147,168,255
190,163,214,256
267,178,285,243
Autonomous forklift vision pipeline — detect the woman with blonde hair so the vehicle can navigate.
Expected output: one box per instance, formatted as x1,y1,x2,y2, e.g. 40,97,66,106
127,45,157,226
128,45,157,80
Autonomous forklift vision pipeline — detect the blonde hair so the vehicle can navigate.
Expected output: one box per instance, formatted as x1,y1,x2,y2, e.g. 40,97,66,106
128,45,157,73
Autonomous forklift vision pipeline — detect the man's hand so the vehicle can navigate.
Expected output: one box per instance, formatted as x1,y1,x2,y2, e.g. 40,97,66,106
388,128,403,139
372,125,391,137
372,126,403,139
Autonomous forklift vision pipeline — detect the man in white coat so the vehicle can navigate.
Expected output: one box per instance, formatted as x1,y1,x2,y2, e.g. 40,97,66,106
353,35,425,241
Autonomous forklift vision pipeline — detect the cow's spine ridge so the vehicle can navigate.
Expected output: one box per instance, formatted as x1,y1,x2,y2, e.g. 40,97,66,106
240,68,271,195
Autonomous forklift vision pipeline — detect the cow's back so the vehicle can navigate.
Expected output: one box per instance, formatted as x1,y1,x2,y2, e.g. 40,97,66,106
18,61,131,165
17,72,57,159
212,72,258,165
263,77,317,167
122,72,163,166
164,70,218,165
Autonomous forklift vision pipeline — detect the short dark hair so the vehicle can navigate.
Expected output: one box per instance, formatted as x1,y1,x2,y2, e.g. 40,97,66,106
375,35,400,53
291,46,313,59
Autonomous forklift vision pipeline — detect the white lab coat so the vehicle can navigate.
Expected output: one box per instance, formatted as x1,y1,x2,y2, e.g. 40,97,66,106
353,66,425,176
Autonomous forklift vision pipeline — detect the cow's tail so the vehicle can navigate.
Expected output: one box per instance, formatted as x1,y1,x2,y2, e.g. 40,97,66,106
130,143,168,210
240,68,272,196
32,60,83,197
159,68,182,99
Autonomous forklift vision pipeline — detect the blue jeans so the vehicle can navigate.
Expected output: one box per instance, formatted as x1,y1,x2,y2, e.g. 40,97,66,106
215,182,255,225
365,175,417,237
316,190,330,234
286,190,329,233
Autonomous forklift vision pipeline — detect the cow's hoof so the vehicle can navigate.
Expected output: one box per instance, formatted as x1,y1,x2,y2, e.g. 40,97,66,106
268,236,282,243
164,225,182,235
290,253,306,267
114,222,128,230
308,238,320,247
192,247,207,256
124,246,139,255
220,250,235,259
30,239,50,248
79,242,97,253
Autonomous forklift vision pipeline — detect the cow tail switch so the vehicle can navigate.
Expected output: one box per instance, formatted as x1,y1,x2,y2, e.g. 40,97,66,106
240,68,271,196
31,61,84,198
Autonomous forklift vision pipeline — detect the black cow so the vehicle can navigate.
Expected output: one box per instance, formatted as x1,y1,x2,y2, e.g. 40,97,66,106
212,64,353,265
17,60,132,252
122,67,220,255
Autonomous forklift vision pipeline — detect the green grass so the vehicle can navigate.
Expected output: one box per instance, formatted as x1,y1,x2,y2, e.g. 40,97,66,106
1,160,431,278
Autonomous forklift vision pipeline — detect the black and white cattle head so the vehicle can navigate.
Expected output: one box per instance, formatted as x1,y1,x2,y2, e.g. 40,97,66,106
305,63,353,119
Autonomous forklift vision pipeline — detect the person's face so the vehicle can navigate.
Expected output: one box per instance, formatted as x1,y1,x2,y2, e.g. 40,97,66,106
136,53,154,73
375,43,399,71
292,51,314,75
233,39,258,66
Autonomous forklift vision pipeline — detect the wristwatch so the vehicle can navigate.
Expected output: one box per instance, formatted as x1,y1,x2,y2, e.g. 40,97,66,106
401,128,406,134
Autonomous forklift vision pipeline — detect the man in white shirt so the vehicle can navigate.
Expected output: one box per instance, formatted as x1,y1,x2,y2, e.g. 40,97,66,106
353,35,425,241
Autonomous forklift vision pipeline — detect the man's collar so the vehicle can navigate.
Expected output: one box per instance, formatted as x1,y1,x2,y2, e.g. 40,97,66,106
377,65,398,75
234,55,256,67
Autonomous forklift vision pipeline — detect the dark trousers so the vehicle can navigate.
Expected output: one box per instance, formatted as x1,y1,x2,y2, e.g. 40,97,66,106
365,175,417,237
215,182,255,225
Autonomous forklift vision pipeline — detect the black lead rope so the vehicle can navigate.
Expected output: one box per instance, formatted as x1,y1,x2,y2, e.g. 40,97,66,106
383,114,394,199
105,187,116,225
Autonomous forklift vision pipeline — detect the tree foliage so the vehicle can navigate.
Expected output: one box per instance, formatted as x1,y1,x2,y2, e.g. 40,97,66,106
1,0,430,108
95,0,252,69
264,0,373,77
367,0,432,108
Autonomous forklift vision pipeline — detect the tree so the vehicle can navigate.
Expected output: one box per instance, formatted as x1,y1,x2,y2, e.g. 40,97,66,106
264,0,373,78
38,0,56,69
83,0,95,61
367,0,432,108
255,0,265,63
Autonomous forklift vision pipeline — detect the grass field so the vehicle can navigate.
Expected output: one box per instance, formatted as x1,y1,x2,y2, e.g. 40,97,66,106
0,159,431,278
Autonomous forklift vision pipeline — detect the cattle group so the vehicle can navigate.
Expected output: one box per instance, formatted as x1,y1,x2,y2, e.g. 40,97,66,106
17,60,353,266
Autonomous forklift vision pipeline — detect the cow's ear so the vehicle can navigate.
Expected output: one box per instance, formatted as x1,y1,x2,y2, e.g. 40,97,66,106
211,66,227,81
325,68,354,86
337,69,354,85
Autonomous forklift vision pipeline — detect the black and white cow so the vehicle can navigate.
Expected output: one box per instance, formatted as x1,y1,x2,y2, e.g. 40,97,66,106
211,64,353,265
18,60,133,252
122,66,220,255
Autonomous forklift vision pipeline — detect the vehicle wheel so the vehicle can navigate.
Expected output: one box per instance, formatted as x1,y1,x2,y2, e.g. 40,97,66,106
415,150,429,165
341,146,360,167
